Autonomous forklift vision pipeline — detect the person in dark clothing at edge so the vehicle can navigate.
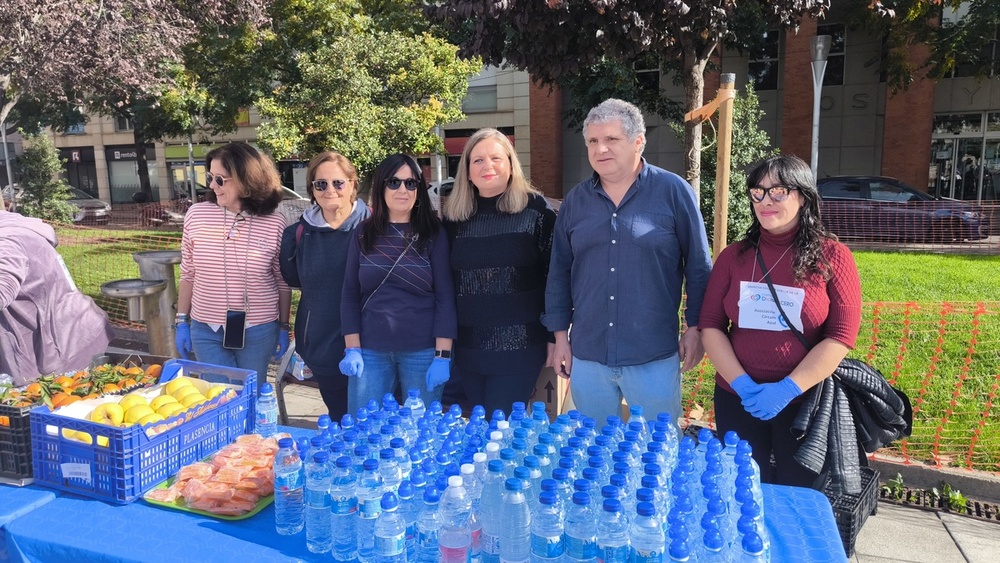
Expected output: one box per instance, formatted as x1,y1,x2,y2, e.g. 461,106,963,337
279,151,370,420
542,98,713,425
443,128,557,415
699,154,862,488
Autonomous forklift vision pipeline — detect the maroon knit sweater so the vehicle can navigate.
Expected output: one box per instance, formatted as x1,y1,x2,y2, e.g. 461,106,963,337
699,225,862,394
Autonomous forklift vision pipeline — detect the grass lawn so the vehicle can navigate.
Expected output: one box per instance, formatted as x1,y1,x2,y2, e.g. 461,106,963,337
853,251,1000,302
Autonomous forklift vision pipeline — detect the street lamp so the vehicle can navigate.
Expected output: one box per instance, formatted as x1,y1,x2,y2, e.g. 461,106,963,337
810,35,832,181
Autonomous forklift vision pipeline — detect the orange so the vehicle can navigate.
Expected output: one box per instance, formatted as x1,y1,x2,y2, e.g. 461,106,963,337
121,377,137,389
145,364,163,378
124,366,144,377
102,383,122,393
50,392,80,408
54,376,75,388
25,382,42,397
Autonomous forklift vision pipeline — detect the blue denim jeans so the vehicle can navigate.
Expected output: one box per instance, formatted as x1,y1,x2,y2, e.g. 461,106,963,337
569,353,681,424
190,320,278,393
348,348,438,415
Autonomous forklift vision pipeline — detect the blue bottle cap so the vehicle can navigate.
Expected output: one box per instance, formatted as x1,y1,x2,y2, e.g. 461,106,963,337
260,382,274,395
636,501,655,517
524,455,540,469
488,459,504,473
277,437,293,449
551,467,568,482
539,491,558,505
573,478,591,492
601,484,619,499
514,466,530,481
640,475,658,490
742,532,764,555
381,491,399,510
336,456,352,468
582,467,599,482
572,491,590,505
363,458,378,471
657,412,672,424
380,448,394,460
505,478,523,491
588,455,605,468
540,478,557,492
423,487,440,503
609,473,626,489
313,450,330,464
636,487,655,503
603,498,622,513
398,480,414,499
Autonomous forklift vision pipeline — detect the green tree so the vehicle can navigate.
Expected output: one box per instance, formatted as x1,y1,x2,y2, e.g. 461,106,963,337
256,29,480,173
687,84,776,246
16,132,76,223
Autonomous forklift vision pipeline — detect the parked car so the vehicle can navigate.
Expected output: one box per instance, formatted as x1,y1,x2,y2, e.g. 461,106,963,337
2,184,20,211
817,176,989,243
277,186,310,225
68,188,112,225
428,178,454,213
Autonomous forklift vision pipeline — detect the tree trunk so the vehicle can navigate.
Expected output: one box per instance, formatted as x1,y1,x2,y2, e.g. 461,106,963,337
132,117,153,200
681,49,708,199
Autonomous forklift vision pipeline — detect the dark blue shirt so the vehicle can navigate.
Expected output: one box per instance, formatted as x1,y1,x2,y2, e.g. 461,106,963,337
342,222,457,352
542,161,712,367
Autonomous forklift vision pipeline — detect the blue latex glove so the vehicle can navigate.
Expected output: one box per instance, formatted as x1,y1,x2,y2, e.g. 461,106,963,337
274,329,290,360
730,373,764,401
742,377,803,421
174,323,192,359
339,347,364,377
425,357,451,391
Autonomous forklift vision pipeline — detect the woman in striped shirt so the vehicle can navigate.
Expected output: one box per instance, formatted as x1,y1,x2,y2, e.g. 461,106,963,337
339,153,457,414
174,143,292,390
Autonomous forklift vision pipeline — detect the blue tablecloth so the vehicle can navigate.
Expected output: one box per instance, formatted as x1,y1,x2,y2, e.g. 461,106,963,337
0,485,57,563
3,425,848,562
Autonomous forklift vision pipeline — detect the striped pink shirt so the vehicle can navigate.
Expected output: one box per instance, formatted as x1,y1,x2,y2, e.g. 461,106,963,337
180,202,289,326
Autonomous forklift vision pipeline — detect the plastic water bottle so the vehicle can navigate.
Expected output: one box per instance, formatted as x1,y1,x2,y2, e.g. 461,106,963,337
439,474,473,563
530,491,563,563
358,458,386,563
737,500,770,561
397,481,419,561
564,491,597,563
627,405,650,443
375,492,407,563
381,448,403,492
331,455,359,562
699,526,728,562
255,382,278,437
631,502,664,563
739,531,768,562
596,499,630,563
405,388,427,419
305,450,333,553
416,487,442,563
273,437,304,535
500,477,531,563
480,460,506,563
318,413,332,434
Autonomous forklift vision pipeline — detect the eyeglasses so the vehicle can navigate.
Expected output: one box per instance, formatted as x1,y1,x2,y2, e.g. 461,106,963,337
312,179,348,192
386,177,419,191
206,173,233,188
748,185,799,203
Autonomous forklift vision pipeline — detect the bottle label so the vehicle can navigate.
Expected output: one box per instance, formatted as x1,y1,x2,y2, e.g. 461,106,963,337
359,498,382,519
481,532,500,556
531,533,564,558
375,532,405,556
417,528,438,547
440,544,471,563
274,470,303,491
565,535,597,560
470,527,482,556
331,494,358,515
306,487,331,507
597,544,629,563
632,548,662,563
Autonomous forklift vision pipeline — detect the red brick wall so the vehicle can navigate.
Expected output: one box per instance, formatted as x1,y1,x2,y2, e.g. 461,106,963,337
528,80,564,198
882,44,935,191
780,18,818,161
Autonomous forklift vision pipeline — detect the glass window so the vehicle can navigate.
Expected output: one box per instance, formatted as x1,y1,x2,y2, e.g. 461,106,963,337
65,123,86,135
870,181,918,202
933,113,983,135
817,24,846,87
634,53,660,93
820,180,863,199
748,30,780,90
114,116,133,132
462,85,498,113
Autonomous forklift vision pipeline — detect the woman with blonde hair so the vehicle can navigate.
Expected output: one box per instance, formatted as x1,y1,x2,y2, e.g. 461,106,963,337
443,128,557,414
280,151,371,420
175,142,291,390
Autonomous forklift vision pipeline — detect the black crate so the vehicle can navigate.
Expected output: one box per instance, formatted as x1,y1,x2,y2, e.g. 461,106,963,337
823,466,880,557
0,403,34,481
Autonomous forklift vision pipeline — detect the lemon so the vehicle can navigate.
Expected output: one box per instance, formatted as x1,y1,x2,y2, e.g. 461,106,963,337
163,376,195,396
205,385,228,400
149,395,179,411
124,404,156,425
118,393,148,412
179,393,207,408
157,403,186,419
171,385,202,402
137,413,165,426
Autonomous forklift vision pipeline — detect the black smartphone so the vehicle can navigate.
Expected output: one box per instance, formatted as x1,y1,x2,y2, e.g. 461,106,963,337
223,310,246,349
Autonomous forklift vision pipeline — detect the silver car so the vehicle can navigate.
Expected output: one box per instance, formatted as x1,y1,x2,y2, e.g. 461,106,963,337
68,188,112,225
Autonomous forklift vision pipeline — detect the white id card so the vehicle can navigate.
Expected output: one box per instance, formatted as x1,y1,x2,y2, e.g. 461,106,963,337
737,281,805,332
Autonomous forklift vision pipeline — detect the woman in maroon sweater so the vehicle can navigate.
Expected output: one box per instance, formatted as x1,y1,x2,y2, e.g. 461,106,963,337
699,155,861,487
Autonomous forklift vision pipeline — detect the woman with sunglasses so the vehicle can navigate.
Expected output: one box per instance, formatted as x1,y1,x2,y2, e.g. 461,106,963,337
699,154,861,487
279,151,371,420
339,153,457,414
442,128,556,414
175,142,291,391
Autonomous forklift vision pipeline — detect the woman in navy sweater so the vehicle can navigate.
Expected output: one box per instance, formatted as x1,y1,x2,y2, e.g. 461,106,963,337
443,128,556,414
340,154,457,415
280,151,370,420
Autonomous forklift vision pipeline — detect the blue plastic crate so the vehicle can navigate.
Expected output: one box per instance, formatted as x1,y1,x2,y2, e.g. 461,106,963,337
29,360,256,504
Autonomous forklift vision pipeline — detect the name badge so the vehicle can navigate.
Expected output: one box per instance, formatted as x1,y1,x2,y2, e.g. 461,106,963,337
737,281,805,332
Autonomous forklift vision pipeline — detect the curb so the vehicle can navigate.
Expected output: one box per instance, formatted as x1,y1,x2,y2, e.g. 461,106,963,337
869,456,1000,504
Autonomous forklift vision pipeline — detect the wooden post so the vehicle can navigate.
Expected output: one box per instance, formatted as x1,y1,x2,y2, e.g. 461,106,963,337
714,74,736,257
684,73,737,259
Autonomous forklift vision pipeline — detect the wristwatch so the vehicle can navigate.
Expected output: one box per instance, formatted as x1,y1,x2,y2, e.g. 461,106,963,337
173,313,189,328
279,322,291,331
435,349,452,359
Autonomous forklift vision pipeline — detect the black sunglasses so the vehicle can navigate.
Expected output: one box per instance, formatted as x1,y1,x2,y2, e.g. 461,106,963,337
386,177,419,191
312,179,348,192
206,173,232,187
748,185,798,203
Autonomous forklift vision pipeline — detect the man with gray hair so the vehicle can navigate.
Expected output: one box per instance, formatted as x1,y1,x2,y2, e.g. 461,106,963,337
542,98,712,424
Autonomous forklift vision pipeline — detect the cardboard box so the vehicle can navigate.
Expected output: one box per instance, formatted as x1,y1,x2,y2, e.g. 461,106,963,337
529,366,573,421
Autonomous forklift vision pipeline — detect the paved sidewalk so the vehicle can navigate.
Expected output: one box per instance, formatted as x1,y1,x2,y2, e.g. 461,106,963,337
276,376,1000,563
